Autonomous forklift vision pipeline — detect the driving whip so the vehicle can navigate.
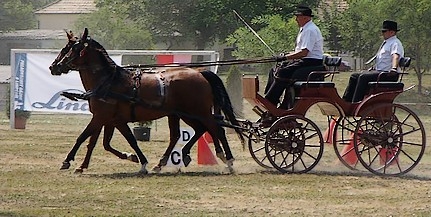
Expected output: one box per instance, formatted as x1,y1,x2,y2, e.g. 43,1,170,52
232,9,275,55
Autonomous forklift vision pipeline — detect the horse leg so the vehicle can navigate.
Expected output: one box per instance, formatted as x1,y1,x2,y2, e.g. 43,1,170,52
74,127,102,173
213,106,235,169
100,124,139,163
216,125,235,169
61,118,101,170
115,122,148,174
152,115,181,172
180,118,225,166
201,117,235,170
181,126,205,167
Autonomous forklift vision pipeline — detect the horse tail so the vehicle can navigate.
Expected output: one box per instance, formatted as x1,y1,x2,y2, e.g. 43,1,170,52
200,70,245,144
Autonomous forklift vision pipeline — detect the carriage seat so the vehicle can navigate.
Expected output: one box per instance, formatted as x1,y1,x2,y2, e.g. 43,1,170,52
279,57,341,109
366,57,411,96
292,56,341,88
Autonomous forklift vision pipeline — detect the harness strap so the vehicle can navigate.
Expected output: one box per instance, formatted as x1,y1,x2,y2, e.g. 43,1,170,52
130,69,143,121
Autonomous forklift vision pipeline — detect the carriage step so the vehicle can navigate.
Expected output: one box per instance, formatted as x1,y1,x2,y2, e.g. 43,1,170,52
252,106,265,116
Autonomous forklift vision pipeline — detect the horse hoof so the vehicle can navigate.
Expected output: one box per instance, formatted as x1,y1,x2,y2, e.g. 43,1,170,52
139,163,148,174
226,158,235,171
158,156,168,167
183,155,192,167
123,152,139,163
139,168,148,174
129,154,139,163
74,168,84,174
152,165,162,173
60,161,71,170
216,152,227,163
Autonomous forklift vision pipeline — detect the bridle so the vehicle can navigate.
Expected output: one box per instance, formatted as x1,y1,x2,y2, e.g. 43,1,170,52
51,37,91,74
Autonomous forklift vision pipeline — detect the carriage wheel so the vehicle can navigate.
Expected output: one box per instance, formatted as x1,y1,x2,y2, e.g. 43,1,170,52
332,116,364,170
354,103,426,176
265,115,324,173
248,126,273,169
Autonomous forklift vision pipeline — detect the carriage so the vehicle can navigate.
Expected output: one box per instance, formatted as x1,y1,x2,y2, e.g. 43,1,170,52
239,56,426,176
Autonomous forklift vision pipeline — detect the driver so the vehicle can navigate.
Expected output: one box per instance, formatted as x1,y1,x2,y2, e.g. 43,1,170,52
264,5,324,109
342,20,404,103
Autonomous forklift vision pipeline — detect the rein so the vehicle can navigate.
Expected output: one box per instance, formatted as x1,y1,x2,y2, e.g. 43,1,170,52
123,56,277,69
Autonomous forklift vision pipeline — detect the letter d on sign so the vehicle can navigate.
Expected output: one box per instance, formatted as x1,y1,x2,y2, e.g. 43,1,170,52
178,127,195,144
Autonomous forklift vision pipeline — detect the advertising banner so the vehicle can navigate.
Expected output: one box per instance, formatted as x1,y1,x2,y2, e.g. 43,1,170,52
14,52,121,114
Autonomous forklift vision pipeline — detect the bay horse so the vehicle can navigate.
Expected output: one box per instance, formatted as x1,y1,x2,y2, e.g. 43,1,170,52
49,28,244,173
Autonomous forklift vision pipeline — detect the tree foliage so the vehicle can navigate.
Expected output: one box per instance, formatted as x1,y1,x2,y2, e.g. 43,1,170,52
74,2,154,50
0,0,35,31
226,15,298,58
0,0,57,31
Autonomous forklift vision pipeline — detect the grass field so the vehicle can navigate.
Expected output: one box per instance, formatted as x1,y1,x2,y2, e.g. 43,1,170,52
1,71,431,216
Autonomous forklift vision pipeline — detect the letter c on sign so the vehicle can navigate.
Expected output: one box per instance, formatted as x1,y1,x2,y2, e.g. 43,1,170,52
170,151,181,165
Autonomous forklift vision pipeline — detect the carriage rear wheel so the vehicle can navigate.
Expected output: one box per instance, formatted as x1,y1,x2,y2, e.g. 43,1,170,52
354,103,426,176
265,115,324,174
248,126,273,169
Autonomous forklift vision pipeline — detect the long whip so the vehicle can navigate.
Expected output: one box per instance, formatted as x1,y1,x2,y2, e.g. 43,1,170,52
232,9,275,55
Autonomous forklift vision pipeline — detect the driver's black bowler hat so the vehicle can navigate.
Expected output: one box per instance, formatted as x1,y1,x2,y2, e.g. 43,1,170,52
294,6,314,17
382,20,400,32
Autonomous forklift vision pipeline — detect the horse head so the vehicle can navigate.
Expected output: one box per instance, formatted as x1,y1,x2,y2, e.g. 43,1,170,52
49,28,91,75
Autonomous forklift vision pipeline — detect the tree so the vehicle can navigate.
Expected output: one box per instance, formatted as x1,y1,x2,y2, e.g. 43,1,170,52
226,15,298,58
74,3,154,50
0,0,35,31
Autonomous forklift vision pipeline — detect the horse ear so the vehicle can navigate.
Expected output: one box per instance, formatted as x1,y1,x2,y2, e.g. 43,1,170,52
81,28,88,41
65,29,76,41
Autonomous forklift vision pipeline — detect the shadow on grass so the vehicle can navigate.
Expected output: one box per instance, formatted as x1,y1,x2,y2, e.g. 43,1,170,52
81,168,431,181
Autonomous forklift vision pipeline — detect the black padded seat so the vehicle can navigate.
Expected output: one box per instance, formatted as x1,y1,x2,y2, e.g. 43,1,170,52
291,65,326,81
368,82,404,89
324,56,342,67
294,81,335,88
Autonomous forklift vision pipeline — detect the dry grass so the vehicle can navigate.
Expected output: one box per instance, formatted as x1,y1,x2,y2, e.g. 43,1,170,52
1,72,431,216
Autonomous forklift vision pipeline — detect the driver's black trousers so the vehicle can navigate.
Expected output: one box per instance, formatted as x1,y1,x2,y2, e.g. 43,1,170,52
264,58,323,107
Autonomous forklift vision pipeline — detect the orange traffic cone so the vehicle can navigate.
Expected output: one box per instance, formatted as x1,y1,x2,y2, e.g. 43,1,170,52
197,132,218,165
340,133,358,166
324,119,337,144
379,147,399,166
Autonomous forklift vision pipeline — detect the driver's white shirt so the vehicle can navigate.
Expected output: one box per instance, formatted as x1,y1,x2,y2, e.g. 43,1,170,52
376,36,404,71
295,21,324,59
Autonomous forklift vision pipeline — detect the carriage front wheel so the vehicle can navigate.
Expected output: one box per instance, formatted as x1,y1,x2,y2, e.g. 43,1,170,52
265,115,324,173
354,103,426,176
248,126,273,169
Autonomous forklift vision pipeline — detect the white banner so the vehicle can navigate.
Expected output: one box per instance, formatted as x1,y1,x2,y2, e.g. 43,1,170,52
15,52,121,114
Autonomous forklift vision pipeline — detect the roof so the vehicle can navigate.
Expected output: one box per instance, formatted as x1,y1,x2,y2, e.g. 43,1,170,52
35,0,97,14
0,29,65,40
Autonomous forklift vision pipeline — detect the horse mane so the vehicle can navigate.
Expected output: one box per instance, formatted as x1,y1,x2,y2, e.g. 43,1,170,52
90,39,119,70
89,39,135,83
